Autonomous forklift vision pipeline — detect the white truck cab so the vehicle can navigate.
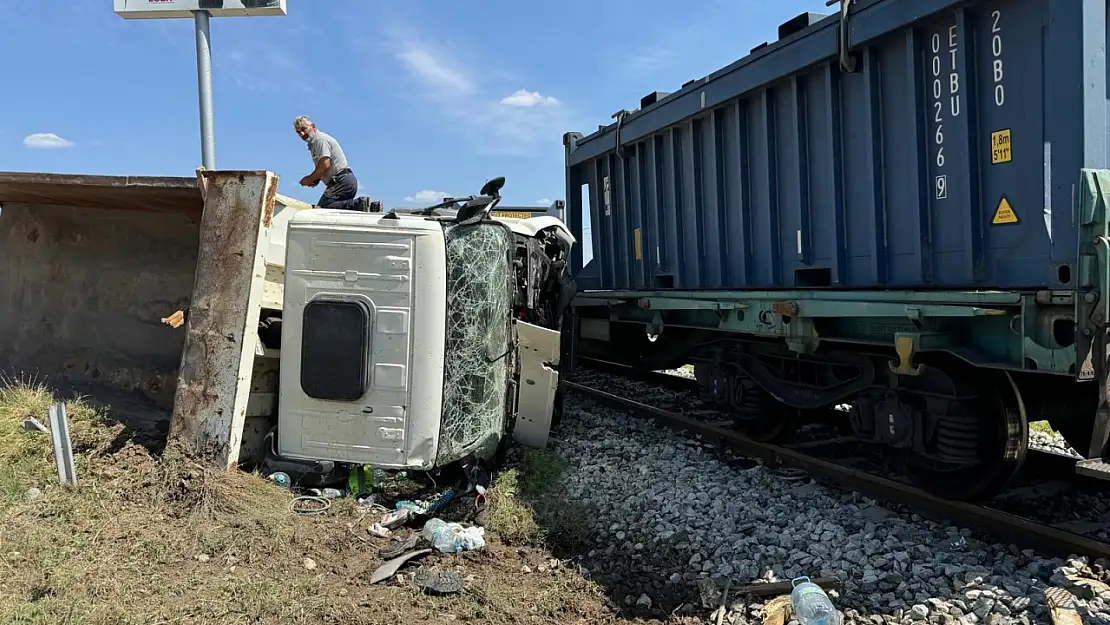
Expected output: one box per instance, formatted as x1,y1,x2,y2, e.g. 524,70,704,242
266,178,575,477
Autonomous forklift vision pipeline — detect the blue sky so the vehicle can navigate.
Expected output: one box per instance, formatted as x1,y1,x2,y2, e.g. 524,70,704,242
0,0,829,248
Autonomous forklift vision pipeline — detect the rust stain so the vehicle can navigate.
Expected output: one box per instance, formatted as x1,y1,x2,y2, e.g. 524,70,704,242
167,171,275,467
262,176,278,227
0,172,202,215
773,301,799,316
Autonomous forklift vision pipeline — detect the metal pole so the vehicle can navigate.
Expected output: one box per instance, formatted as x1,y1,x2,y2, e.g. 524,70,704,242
193,10,215,170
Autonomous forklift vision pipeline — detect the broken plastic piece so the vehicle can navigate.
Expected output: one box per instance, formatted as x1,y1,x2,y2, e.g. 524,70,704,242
22,416,47,433
379,507,413,530
366,523,392,539
369,548,431,585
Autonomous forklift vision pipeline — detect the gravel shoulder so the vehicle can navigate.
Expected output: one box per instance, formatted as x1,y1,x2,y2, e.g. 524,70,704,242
546,390,1110,625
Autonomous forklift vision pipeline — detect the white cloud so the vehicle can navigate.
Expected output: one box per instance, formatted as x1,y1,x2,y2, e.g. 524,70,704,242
396,45,475,96
404,190,452,203
385,31,575,155
23,133,75,149
535,198,552,205
500,89,561,107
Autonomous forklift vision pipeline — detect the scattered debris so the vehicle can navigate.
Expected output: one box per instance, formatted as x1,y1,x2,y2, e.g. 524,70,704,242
422,518,485,553
698,577,722,609
24,487,43,503
378,530,419,560
369,548,431,585
1045,586,1082,625
734,576,841,598
1053,570,1110,600
715,578,732,625
307,487,344,499
195,554,210,563
367,523,393,539
412,567,465,596
787,576,839,625
21,416,47,433
378,507,414,530
355,493,380,508
761,595,793,625
290,495,330,517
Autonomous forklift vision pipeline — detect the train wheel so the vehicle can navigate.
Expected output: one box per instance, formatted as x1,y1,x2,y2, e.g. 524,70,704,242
724,372,797,444
738,404,799,443
906,370,1028,501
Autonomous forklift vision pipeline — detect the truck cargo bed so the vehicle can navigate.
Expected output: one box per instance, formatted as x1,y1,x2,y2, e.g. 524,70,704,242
563,0,1108,292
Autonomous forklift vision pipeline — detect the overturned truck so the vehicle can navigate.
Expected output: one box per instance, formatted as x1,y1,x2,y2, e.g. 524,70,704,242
0,170,575,481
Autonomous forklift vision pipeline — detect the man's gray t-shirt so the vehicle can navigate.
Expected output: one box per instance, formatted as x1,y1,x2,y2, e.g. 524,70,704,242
306,130,349,184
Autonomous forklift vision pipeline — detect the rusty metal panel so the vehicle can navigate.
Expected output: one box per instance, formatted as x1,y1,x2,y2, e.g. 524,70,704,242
0,171,201,214
0,176,204,416
167,170,280,469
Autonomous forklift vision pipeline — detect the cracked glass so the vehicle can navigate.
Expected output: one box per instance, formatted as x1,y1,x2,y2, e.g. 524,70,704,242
435,221,514,465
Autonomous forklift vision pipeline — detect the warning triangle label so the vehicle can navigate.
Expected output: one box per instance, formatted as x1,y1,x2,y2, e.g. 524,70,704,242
992,197,1018,225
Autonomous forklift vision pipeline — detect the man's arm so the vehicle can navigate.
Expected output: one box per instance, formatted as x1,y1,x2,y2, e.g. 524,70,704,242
300,136,332,186
306,156,331,184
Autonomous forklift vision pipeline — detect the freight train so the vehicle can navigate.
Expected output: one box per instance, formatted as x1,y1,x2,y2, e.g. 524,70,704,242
561,0,1110,501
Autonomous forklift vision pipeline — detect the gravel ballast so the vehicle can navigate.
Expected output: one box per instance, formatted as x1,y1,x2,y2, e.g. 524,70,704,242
540,390,1110,625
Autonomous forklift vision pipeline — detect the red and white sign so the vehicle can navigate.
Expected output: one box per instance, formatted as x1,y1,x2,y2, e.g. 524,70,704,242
114,0,287,19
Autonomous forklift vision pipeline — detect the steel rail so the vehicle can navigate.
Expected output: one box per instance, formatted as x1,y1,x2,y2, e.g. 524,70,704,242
563,380,1110,562
575,357,1093,483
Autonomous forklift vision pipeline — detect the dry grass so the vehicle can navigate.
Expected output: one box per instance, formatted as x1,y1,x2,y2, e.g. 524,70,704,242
485,450,589,551
0,379,675,625
1029,420,1057,436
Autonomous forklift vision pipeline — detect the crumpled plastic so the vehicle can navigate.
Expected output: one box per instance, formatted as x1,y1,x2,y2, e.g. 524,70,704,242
423,518,486,553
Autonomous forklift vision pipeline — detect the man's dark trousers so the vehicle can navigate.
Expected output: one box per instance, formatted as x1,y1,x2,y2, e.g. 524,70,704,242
317,169,364,211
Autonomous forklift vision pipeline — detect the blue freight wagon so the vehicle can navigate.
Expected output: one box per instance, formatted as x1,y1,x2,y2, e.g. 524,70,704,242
563,0,1110,500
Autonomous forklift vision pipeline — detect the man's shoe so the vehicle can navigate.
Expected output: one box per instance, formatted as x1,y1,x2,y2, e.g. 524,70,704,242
358,197,371,212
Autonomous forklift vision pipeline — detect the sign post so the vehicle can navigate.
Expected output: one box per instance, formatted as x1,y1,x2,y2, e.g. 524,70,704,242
114,0,288,170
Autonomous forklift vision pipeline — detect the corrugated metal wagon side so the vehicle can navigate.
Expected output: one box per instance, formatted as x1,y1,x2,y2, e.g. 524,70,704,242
563,0,1108,291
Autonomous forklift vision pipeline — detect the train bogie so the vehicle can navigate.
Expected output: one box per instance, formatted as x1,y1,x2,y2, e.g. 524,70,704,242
570,268,1110,500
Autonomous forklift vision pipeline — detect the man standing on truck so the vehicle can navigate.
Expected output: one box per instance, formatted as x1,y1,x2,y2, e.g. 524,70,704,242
294,115,372,212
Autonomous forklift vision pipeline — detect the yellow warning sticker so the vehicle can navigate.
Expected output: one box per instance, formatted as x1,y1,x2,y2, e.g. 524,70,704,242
991,129,1012,164
992,196,1018,224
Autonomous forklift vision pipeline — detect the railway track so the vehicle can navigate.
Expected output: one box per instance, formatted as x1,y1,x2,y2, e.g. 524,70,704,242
568,357,1110,563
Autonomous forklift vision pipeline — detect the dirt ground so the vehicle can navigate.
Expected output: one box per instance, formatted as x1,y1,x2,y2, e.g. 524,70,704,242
0,378,704,625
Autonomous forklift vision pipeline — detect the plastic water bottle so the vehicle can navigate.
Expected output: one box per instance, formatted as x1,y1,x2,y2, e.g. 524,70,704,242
790,577,840,625
268,472,291,488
